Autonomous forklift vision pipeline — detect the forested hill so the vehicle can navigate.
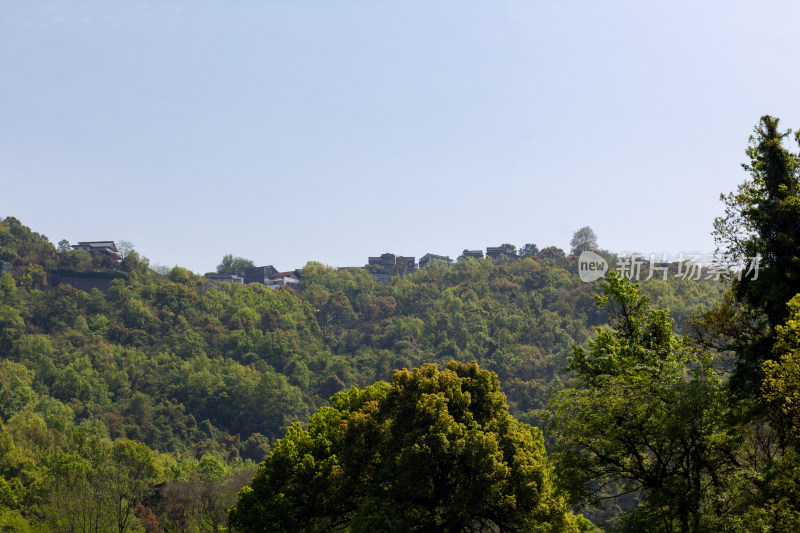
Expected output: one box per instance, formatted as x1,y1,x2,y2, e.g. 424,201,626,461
0,216,723,529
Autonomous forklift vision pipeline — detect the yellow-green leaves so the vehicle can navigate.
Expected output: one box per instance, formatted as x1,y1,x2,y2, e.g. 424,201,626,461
547,275,734,532
764,294,800,447
230,361,580,533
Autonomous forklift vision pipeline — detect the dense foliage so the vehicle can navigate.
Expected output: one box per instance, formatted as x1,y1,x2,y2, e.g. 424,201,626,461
542,116,800,531
547,275,738,532
230,361,594,532
713,116,800,391
3,116,800,531
0,215,723,530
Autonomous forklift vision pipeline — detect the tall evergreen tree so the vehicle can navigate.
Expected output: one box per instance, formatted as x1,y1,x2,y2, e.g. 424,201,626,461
713,115,800,389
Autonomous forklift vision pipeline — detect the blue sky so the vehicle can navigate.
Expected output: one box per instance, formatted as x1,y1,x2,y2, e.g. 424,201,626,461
2,1,799,273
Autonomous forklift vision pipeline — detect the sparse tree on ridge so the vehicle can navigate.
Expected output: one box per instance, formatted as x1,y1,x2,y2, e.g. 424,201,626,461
570,226,598,256
500,243,517,256
216,254,254,275
519,243,539,257
116,240,135,260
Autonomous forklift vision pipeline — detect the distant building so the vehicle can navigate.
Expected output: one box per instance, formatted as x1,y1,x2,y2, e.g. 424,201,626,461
368,253,396,269
396,256,416,273
375,273,393,284
458,249,484,262
72,241,120,261
486,246,516,260
265,270,301,290
204,272,244,284
418,253,453,268
1,261,11,273
206,265,300,288
242,265,278,284
365,253,416,283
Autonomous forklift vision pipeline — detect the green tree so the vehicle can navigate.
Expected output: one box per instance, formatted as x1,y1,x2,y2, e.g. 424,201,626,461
713,294,800,529
216,255,254,275
107,440,163,533
0,305,24,353
0,361,37,420
116,241,134,260
519,243,539,257
229,361,588,533
157,458,255,533
569,226,598,256
0,273,19,306
539,246,566,261
44,437,162,533
712,115,800,388
45,451,107,532
500,243,517,256
546,274,736,532
763,293,800,448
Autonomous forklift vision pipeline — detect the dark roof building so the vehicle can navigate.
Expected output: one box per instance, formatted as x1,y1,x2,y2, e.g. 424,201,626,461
265,270,302,289
365,253,416,283
242,265,278,284
486,246,516,260
369,253,394,267
458,249,484,262
396,256,416,273
419,253,453,268
72,241,120,260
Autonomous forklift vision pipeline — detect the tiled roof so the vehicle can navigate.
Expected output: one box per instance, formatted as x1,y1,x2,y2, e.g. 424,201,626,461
74,241,117,250
269,271,297,278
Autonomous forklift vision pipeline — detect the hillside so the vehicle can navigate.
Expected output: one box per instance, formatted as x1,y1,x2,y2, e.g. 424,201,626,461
0,216,724,530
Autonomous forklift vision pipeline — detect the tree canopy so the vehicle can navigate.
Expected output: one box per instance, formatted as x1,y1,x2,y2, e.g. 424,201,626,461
229,361,592,533
546,274,737,532
0,215,724,531
569,227,597,256
216,254,255,275
712,116,800,390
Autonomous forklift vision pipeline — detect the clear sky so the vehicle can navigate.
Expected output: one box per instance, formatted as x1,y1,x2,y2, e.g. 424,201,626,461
2,1,799,273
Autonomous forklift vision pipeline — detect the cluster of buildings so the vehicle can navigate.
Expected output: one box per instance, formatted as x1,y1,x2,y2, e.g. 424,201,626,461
58,241,303,291
363,253,421,283
205,246,523,287
201,245,520,288
458,245,518,261
204,265,301,290
58,241,522,289
358,246,518,284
